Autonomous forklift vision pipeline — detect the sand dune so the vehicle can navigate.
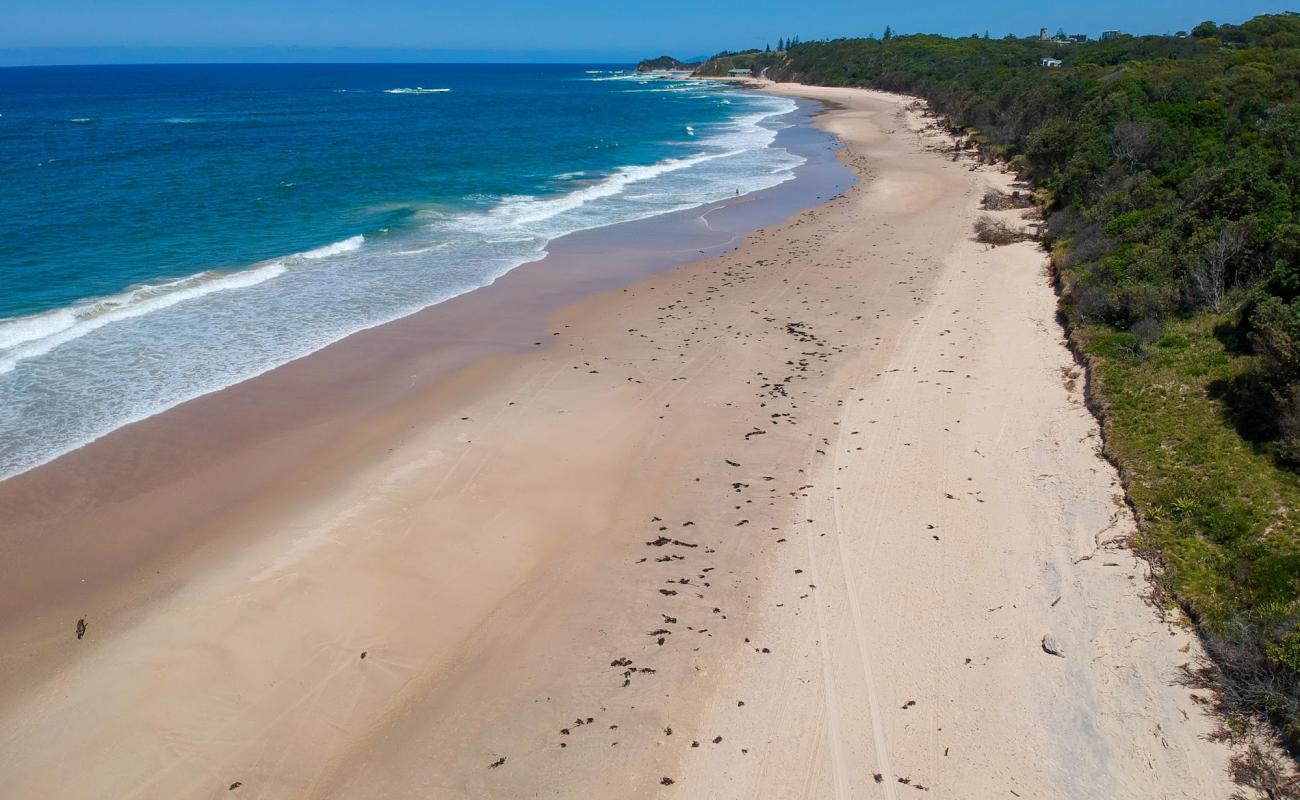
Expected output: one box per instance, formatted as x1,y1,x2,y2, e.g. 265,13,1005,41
0,86,1234,798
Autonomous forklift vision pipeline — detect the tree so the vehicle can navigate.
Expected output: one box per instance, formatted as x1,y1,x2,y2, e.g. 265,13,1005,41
1111,120,1153,166
1188,226,1247,312
1193,20,1219,38
1264,102,1300,161
777,37,784,50
883,25,893,41
765,43,771,53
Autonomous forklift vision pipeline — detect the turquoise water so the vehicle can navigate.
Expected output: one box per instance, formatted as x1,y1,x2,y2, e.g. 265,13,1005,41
0,64,807,479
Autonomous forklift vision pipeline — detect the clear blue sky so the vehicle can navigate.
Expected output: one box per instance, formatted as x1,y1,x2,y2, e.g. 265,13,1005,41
1,1,1292,65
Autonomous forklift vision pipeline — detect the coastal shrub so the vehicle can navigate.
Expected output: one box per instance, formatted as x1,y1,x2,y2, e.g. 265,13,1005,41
1197,608,1300,749
1058,224,1114,271
1131,317,1163,346
1276,390,1300,467
1070,282,1113,321
1251,297,1300,388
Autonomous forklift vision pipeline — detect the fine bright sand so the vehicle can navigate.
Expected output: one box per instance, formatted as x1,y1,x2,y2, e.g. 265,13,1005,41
0,85,1235,798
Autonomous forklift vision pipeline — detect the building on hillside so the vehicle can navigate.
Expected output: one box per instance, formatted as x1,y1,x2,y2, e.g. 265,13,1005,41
1039,57,1063,67
728,68,752,77
1040,28,1050,40
1047,30,1087,44
1101,29,1121,40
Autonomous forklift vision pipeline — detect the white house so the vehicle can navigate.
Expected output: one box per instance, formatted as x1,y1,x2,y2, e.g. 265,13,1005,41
1039,57,1063,67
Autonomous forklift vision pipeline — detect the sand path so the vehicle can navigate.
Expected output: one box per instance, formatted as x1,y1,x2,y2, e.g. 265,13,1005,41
0,86,1233,798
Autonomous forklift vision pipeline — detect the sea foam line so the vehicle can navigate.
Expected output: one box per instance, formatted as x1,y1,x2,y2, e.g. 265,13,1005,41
472,148,745,230
0,233,366,374
383,87,451,94
0,263,289,376
477,97,798,232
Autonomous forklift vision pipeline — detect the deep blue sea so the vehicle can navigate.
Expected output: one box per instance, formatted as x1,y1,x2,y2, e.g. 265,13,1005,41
0,63,805,479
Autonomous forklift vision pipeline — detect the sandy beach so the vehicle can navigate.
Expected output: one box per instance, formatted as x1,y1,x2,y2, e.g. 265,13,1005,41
0,85,1236,798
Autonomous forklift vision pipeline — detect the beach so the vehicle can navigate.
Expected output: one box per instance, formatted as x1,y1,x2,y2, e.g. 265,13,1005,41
0,84,1236,798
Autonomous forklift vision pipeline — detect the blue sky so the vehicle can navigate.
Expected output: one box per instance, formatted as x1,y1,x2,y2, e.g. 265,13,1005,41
1,0,1292,65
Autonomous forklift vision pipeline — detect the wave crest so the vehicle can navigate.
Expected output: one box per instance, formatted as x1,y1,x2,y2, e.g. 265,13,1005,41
0,264,288,376
383,87,451,94
298,234,365,260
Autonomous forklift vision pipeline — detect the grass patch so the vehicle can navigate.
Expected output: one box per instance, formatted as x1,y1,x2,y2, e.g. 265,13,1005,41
1078,315,1300,744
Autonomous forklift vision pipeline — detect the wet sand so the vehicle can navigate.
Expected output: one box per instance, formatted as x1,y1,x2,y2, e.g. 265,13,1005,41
0,86,1235,798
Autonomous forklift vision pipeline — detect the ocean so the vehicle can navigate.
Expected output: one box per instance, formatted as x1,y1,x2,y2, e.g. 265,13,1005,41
0,63,810,480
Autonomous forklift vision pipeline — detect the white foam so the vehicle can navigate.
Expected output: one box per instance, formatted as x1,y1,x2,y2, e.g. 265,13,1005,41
0,309,78,350
466,96,800,235
481,150,743,230
298,235,365,260
383,87,451,94
0,263,288,376
395,243,451,255
620,80,726,94
587,73,667,82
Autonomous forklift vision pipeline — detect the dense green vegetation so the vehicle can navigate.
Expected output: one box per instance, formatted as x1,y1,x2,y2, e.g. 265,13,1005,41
634,55,697,72
701,14,1300,746
692,49,771,76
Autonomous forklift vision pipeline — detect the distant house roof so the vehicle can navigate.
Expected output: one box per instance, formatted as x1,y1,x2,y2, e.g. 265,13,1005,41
727,68,752,76
1039,57,1063,67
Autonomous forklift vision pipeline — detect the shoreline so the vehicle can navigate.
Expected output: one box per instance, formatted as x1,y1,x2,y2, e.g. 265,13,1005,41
0,80,803,487
0,85,1237,797
0,96,850,638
